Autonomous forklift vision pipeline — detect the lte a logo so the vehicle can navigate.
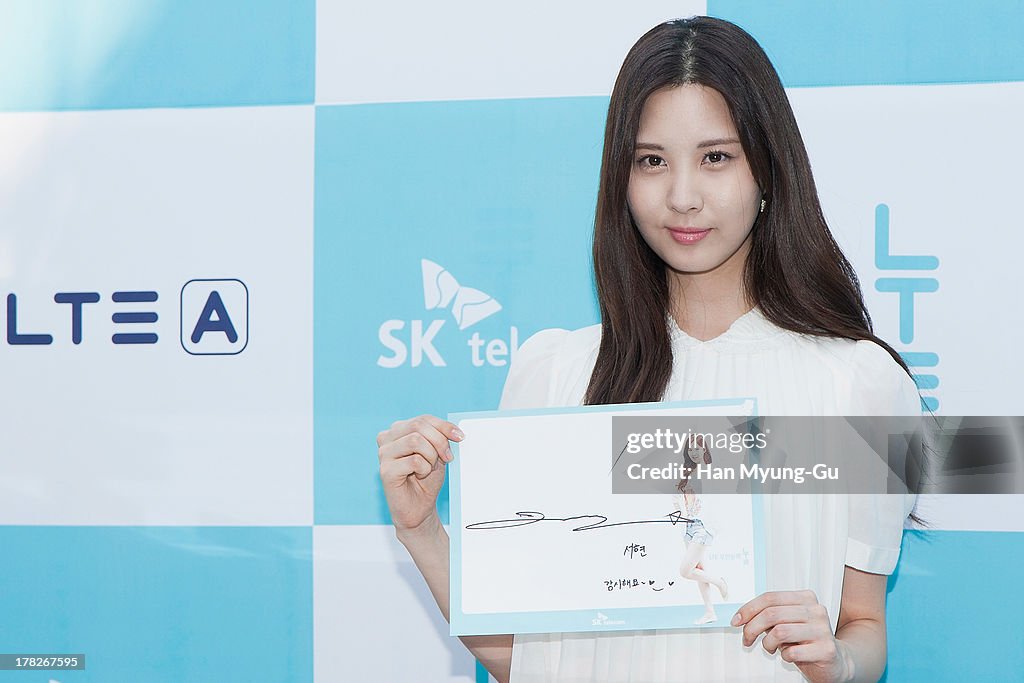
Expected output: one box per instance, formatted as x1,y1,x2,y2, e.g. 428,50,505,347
181,279,248,355
3,278,248,355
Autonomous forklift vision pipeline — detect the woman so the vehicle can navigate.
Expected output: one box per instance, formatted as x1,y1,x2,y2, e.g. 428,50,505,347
377,16,920,683
673,435,729,625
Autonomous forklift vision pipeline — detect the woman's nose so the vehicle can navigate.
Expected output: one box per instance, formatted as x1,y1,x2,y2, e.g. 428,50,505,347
666,170,703,214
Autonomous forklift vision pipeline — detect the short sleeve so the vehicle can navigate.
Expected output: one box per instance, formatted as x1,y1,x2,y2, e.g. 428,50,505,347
498,329,569,410
843,340,922,417
844,340,922,574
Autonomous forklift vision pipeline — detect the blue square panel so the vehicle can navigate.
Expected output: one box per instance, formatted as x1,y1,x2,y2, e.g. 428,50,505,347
0,526,313,682
709,1,1024,86
885,530,1024,681
0,0,314,111
314,97,607,524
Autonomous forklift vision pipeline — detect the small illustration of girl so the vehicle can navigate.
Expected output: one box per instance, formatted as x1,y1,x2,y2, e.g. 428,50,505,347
674,434,728,624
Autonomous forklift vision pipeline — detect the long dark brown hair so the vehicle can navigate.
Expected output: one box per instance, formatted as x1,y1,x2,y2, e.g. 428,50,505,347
585,16,916,406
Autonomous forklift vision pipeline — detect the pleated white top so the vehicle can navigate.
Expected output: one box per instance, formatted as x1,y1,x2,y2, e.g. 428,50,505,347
498,306,921,683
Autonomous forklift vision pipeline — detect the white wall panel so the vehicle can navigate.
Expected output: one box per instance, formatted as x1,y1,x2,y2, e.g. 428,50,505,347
314,525,480,683
316,0,707,104
788,82,1024,414
0,105,314,525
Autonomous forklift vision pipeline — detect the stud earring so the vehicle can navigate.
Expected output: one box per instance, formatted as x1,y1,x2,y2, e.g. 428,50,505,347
759,198,766,214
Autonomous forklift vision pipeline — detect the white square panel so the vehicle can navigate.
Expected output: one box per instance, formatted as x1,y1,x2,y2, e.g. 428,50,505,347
788,82,1024,414
314,525,482,682
316,0,707,104
0,105,314,525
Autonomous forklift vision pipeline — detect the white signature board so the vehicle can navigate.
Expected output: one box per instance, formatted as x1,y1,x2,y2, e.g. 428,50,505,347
449,399,767,635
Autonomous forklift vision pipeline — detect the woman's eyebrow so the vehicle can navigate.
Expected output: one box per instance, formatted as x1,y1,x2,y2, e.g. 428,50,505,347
697,137,740,148
634,137,741,151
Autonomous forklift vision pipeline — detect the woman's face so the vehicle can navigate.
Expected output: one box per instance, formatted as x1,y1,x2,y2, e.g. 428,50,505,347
627,84,761,279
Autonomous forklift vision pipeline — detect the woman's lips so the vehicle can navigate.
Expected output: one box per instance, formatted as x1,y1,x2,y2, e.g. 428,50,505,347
667,227,711,244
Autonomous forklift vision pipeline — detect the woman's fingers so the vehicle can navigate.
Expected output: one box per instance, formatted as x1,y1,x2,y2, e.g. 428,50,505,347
759,621,827,654
378,415,464,452
378,425,454,468
379,432,439,472
378,416,463,466
778,640,839,665
733,590,825,647
740,605,813,647
734,594,844,679
733,589,818,624
380,452,435,485
377,415,466,488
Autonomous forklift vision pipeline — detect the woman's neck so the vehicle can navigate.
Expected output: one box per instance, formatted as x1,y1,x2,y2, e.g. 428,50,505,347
667,270,752,342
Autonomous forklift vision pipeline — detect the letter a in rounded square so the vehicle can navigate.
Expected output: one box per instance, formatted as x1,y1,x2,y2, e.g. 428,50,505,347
180,278,249,355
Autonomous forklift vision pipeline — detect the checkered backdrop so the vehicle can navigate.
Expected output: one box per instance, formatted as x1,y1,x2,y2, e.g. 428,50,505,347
1,1,1022,681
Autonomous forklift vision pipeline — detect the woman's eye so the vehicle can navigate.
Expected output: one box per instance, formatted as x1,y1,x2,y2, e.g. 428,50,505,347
638,154,665,168
703,150,731,165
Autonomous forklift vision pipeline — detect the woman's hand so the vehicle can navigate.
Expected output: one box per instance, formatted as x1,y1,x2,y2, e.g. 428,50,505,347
732,590,853,683
377,415,464,536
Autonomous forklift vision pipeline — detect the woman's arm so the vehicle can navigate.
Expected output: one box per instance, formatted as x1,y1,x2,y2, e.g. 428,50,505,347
397,515,513,683
378,415,513,683
832,565,888,682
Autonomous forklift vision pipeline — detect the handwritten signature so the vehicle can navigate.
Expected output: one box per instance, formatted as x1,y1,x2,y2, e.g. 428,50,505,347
465,510,695,532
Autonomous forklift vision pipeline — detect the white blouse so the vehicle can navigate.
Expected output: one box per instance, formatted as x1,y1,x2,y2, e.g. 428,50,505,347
498,306,920,683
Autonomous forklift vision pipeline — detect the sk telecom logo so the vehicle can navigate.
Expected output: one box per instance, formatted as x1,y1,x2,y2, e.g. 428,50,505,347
421,258,502,330
4,278,247,355
591,612,625,626
377,259,520,368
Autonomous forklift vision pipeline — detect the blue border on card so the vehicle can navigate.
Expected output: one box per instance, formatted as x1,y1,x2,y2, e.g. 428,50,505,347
448,398,766,636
